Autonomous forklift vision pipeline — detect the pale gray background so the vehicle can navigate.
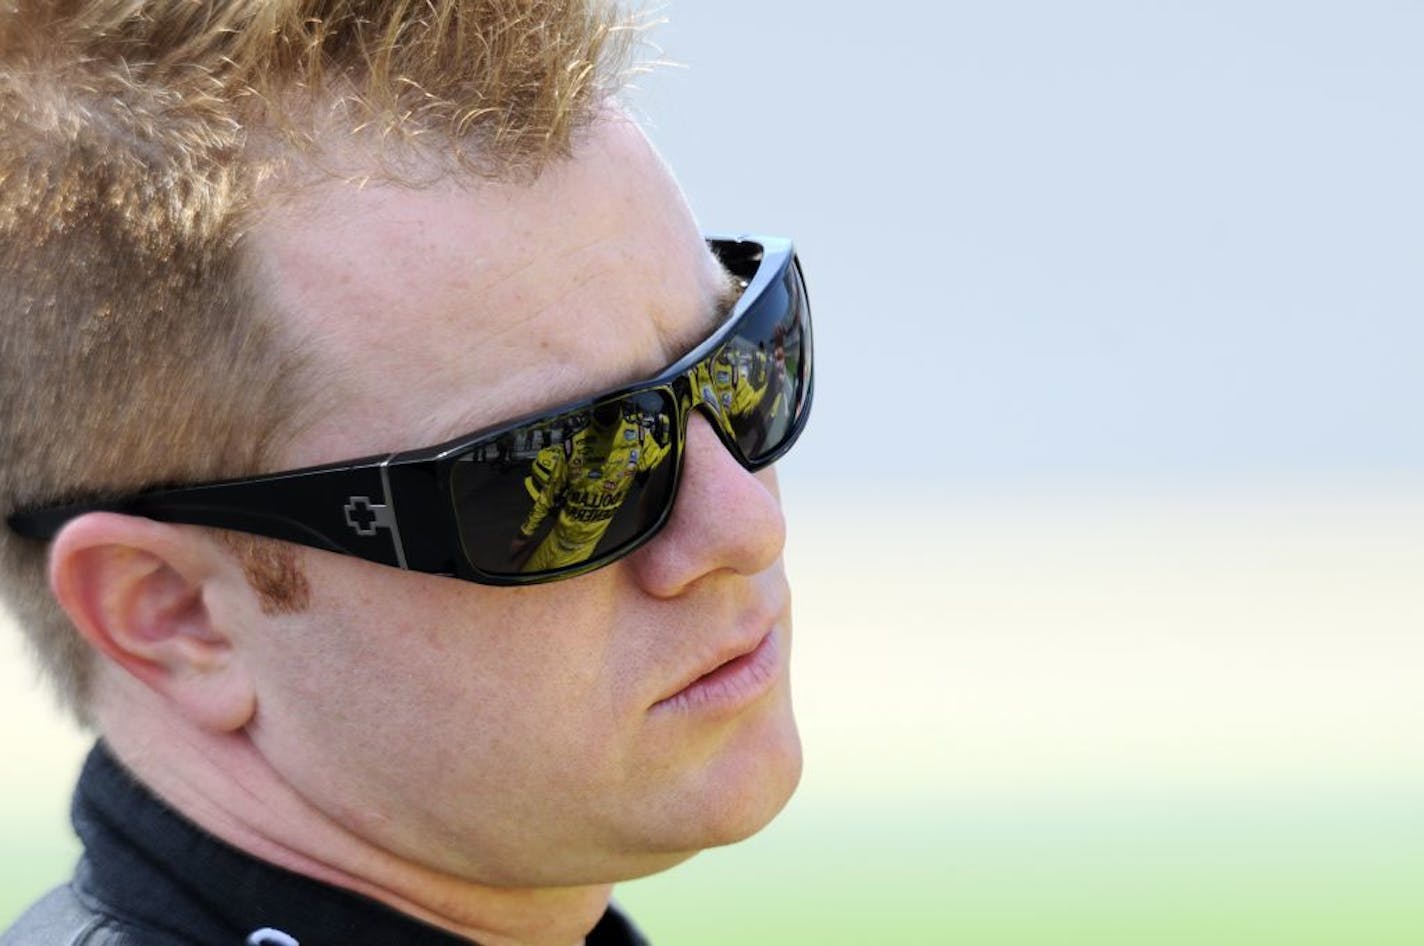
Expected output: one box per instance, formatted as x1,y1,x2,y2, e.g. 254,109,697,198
634,1,1422,493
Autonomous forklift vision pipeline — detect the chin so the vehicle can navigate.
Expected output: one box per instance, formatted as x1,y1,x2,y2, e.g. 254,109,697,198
705,730,803,849
610,736,803,882
662,692,804,853
557,699,803,886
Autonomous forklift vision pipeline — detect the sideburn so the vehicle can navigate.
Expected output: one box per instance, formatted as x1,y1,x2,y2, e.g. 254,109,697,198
214,531,311,616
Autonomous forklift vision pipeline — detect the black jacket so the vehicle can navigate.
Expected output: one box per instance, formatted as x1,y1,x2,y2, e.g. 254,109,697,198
1,744,649,946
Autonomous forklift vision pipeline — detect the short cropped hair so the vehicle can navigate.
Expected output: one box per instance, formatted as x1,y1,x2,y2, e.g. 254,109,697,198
0,0,641,721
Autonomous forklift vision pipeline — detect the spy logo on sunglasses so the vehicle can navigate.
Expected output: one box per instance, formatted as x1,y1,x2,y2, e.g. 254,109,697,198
344,496,393,537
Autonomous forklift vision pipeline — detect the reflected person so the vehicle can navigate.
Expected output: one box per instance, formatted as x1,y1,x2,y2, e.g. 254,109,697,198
512,402,673,572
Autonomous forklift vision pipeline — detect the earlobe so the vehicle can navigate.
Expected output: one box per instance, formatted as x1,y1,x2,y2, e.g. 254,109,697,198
49,513,256,732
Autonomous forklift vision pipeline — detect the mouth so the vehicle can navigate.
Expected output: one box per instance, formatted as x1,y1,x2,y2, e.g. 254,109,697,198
651,627,782,717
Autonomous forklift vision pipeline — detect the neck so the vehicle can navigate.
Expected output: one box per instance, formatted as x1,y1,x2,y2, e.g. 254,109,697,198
97,683,613,946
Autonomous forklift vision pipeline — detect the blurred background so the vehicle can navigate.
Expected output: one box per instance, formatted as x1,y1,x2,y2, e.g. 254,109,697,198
3,1,1421,942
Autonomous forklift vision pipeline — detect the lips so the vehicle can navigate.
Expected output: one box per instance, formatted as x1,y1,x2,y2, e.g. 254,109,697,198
650,626,782,716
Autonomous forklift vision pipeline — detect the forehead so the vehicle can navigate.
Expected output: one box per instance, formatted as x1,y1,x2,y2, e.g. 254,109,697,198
250,118,731,469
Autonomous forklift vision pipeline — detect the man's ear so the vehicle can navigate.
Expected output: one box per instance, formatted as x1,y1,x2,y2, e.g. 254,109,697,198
48,512,256,732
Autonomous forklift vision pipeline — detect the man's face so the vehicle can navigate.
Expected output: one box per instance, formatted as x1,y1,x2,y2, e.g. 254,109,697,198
234,116,802,885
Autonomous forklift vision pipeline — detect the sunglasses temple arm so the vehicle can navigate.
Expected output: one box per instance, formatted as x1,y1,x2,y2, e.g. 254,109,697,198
8,463,448,573
382,460,464,575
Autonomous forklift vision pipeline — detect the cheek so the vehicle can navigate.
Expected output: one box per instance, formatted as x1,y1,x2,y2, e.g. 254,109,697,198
247,558,644,803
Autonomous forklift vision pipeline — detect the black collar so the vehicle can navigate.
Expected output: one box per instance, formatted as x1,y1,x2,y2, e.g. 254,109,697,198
72,742,648,946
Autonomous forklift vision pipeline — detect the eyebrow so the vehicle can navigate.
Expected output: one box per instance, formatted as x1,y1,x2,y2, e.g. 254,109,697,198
714,266,746,323
665,264,744,362
431,262,747,447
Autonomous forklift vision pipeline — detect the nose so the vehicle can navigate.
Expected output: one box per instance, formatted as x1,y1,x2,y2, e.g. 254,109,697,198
625,411,787,596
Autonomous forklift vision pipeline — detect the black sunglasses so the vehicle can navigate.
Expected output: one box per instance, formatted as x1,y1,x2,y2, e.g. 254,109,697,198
8,235,813,585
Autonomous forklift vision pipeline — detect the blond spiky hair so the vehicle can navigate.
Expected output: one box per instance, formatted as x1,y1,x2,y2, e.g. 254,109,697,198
0,1,642,172
0,0,645,720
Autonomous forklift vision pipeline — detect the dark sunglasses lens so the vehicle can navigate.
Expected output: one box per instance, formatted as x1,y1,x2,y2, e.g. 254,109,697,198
449,389,679,578
706,260,811,464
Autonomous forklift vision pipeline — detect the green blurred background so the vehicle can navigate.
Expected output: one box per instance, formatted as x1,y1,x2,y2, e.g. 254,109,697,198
4,1,1424,942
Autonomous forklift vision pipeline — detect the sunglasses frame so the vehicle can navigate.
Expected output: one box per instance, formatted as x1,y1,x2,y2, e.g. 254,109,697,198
8,234,813,586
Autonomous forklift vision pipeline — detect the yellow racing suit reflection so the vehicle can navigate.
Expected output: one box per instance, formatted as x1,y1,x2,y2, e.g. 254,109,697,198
696,339,792,452
512,403,672,572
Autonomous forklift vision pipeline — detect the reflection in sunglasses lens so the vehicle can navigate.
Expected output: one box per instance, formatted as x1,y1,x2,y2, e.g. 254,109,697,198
723,263,807,463
449,252,807,581
451,390,677,578
514,392,675,573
